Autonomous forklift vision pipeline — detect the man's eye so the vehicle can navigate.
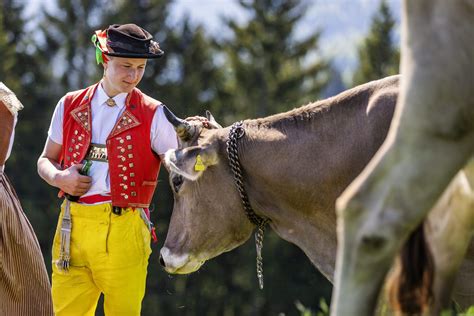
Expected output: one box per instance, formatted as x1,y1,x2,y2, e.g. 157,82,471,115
172,175,183,193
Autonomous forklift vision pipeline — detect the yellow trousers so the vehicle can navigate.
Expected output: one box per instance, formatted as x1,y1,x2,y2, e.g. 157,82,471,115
51,202,151,316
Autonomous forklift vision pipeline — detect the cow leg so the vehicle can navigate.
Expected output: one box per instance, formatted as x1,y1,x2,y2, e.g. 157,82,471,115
425,164,474,314
450,161,474,311
375,167,474,315
452,239,474,311
331,1,474,314
331,131,474,316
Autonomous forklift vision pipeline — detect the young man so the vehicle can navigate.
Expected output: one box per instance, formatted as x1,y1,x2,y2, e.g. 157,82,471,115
0,83,53,315
37,24,178,315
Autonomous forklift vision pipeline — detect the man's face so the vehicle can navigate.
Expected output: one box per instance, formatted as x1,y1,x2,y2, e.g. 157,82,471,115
103,57,147,95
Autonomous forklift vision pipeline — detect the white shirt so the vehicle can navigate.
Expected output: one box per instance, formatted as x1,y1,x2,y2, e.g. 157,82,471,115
47,82,178,197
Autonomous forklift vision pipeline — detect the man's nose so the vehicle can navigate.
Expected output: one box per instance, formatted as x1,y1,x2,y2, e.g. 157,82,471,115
128,69,139,81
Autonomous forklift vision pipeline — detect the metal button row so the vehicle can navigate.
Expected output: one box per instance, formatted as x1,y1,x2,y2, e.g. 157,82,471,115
66,130,86,163
115,134,136,199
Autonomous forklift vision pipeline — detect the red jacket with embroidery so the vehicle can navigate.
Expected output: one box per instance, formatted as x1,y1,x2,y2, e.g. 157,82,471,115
60,83,161,208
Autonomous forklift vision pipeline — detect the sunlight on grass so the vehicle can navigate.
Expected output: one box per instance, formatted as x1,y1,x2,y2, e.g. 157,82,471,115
294,300,474,316
295,298,329,316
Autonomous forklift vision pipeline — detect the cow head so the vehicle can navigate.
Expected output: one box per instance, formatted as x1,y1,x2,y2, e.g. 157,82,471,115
160,107,254,274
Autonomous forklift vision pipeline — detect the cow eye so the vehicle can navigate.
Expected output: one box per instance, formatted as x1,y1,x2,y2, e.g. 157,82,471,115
172,175,183,193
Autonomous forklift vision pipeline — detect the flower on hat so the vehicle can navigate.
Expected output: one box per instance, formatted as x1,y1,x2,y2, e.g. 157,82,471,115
91,30,109,64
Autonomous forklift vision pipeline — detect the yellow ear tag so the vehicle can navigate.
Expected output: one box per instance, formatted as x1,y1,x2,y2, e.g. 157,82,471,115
194,154,206,171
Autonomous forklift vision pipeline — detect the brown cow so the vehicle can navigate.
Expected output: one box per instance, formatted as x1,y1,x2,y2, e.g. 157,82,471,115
160,75,399,280
159,75,473,312
332,0,474,315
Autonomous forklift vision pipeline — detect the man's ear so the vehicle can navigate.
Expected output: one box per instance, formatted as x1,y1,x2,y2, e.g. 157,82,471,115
164,142,219,180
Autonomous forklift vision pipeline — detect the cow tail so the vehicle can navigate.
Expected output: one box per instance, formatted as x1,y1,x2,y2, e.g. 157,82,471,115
387,223,435,315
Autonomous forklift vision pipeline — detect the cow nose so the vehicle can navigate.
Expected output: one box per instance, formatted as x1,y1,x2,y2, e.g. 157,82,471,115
159,253,166,267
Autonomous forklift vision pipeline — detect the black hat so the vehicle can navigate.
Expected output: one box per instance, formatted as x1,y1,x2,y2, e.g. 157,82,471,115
92,23,164,61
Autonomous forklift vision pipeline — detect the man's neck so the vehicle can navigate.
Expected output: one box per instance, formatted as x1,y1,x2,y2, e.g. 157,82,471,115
101,80,120,98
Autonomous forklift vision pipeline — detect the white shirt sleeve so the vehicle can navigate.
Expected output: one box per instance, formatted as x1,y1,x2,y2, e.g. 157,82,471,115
151,105,178,155
47,97,65,145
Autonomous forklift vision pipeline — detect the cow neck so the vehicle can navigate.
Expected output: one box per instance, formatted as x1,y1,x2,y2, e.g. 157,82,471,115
227,122,268,226
227,121,269,290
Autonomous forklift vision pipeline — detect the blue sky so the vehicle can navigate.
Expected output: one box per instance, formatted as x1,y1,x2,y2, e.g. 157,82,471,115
26,0,401,83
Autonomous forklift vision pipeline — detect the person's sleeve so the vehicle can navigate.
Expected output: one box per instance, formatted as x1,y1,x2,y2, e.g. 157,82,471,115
151,105,178,155
47,97,65,145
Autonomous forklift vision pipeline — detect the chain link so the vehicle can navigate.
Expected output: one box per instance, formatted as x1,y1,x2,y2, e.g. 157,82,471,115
227,121,269,289
255,222,268,289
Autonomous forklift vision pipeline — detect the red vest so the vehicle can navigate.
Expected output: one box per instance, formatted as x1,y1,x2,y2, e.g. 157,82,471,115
60,83,161,208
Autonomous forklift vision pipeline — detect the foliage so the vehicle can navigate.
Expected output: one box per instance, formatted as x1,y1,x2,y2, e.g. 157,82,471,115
466,306,474,315
441,304,474,316
316,298,330,316
217,0,329,121
39,0,104,89
295,298,329,316
156,20,227,120
352,0,399,86
0,0,21,92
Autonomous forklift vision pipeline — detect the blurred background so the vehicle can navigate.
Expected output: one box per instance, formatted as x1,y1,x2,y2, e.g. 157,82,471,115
1,0,400,314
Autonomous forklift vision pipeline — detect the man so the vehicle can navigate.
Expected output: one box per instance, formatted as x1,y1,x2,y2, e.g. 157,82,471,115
0,82,53,315
37,24,178,315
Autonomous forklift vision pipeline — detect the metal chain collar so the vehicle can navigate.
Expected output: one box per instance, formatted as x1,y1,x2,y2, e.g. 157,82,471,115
226,121,270,289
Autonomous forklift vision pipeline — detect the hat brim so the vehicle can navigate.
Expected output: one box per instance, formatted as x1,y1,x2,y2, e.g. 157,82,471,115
104,51,164,59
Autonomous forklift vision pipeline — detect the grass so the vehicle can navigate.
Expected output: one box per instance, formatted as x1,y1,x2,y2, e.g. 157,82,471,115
294,300,474,316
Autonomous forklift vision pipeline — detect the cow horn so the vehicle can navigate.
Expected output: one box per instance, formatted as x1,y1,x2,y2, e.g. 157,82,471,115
163,105,195,142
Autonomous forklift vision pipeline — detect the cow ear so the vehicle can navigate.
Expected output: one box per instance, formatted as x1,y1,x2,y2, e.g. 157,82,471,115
205,110,222,129
193,144,218,172
165,143,219,180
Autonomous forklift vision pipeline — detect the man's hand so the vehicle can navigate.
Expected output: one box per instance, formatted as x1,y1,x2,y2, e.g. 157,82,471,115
54,164,92,196
185,116,210,128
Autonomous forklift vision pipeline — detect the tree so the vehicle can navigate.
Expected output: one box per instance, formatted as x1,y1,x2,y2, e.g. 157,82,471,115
0,0,24,92
154,18,227,120
352,0,399,86
38,0,109,90
218,0,329,121
322,64,347,98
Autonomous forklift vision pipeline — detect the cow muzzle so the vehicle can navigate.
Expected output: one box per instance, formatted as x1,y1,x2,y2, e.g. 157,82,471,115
159,246,204,274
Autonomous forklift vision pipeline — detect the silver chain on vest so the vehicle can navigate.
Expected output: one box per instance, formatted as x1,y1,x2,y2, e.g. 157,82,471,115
226,121,269,289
